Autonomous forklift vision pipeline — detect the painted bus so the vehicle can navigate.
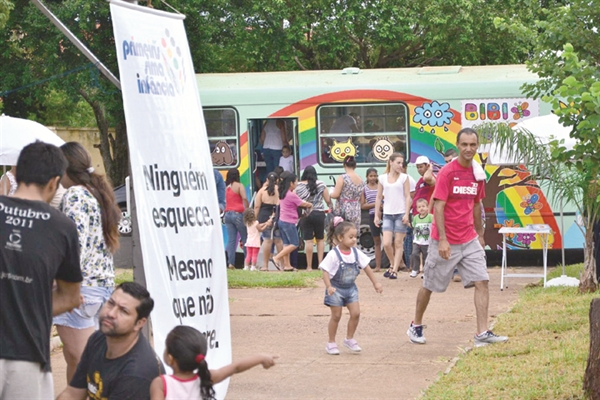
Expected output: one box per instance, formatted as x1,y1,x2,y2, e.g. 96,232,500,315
197,64,584,264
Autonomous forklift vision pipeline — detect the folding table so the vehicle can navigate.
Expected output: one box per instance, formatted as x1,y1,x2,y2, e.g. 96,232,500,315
498,225,552,290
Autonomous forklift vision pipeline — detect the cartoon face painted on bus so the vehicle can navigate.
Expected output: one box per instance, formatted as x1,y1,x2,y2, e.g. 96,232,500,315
211,140,235,166
329,138,357,162
371,137,394,161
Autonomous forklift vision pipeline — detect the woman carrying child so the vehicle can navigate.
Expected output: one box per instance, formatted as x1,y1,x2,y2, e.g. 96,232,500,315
243,209,273,271
360,167,382,272
253,172,283,270
320,217,383,355
374,152,412,280
150,325,277,400
272,171,312,271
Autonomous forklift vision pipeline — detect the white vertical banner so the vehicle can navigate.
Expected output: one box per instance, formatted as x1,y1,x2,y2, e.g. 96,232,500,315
110,1,231,397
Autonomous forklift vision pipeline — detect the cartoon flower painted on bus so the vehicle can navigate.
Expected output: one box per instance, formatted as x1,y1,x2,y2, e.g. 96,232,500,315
520,193,543,215
412,101,454,134
516,232,536,246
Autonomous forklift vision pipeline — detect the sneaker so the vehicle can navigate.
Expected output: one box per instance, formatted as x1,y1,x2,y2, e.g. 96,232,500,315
452,269,461,282
243,266,250,271
407,322,426,344
343,338,362,352
250,266,257,271
410,270,418,278
326,343,340,355
474,330,508,348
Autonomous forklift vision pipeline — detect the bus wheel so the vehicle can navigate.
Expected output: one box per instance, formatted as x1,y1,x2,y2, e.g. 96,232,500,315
357,224,375,257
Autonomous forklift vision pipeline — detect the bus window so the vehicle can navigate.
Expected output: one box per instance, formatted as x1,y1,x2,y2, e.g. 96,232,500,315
317,103,408,165
204,107,239,168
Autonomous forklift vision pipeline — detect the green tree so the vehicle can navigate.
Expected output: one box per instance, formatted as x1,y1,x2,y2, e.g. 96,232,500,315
0,0,13,29
164,0,539,72
0,0,128,185
477,45,599,294
495,0,599,293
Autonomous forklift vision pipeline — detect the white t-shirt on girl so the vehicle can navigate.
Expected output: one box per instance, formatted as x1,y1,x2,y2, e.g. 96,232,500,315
319,246,371,278
162,374,201,400
379,173,409,215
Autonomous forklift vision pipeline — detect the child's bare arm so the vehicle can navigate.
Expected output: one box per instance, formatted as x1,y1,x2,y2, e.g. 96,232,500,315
322,270,336,295
149,376,165,400
210,355,278,384
363,265,383,293
256,219,273,232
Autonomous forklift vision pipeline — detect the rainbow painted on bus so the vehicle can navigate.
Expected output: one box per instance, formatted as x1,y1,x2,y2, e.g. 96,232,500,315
200,65,581,255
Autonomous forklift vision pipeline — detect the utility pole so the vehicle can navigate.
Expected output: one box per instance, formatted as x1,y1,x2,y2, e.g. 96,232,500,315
30,0,121,90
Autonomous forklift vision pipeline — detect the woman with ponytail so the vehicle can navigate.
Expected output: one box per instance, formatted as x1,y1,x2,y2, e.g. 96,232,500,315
150,325,277,400
53,142,121,383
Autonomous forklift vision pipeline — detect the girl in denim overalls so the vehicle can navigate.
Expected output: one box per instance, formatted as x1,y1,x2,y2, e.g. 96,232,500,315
320,218,383,355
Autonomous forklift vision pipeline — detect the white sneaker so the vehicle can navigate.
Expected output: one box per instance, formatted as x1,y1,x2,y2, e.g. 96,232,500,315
343,338,362,352
474,331,508,347
243,266,250,271
250,266,257,271
410,270,418,278
326,343,340,355
407,322,426,344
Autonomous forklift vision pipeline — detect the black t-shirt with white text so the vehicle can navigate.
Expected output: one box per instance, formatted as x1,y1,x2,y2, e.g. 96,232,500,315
0,196,82,371
71,330,165,400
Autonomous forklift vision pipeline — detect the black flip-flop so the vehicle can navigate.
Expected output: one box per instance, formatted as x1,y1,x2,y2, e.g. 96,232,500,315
270,258,283,271
389,271,398,279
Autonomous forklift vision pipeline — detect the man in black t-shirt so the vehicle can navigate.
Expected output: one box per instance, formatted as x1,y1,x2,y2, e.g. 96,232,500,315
0,142,83,400
57,282,164,400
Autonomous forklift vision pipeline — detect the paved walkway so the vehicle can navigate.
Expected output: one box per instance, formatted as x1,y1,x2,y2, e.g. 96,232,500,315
51,267,542,399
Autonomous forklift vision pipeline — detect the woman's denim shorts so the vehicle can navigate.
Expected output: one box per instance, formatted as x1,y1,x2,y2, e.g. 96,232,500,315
277,220,299,247
261,224,281,240
324,284,359,307
53,286,113,329
382,213,409,234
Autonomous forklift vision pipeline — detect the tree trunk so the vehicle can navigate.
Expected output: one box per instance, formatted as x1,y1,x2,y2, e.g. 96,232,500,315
579,227,598,293
110,120,129,186
584,298,600,399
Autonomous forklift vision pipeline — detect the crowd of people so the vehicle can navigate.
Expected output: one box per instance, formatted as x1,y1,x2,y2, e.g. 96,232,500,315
2,128,514,399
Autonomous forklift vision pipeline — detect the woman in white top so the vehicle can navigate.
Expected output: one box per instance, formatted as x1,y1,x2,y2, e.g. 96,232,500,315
260,119,287,174
374,153,412,279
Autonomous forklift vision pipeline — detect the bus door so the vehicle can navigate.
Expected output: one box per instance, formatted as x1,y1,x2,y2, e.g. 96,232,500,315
248,118,299,193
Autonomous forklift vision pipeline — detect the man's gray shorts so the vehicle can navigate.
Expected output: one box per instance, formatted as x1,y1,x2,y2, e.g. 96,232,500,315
422,238,489,292
0,359,53,400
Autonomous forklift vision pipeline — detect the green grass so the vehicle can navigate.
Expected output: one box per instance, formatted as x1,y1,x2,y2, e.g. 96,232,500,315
114,268,322,289
546,262,586,281
422,263,596,400
114,269,133,285
226,269,322,288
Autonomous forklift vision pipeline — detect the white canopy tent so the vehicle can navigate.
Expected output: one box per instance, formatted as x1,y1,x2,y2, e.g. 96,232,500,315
0,114,65,165
480,113,580,287
481,113,575,165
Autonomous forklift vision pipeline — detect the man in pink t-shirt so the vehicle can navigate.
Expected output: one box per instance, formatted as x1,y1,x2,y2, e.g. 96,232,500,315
406,128,508,348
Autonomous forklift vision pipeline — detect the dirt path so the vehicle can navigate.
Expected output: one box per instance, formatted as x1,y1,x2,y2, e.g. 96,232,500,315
52,267,542,399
